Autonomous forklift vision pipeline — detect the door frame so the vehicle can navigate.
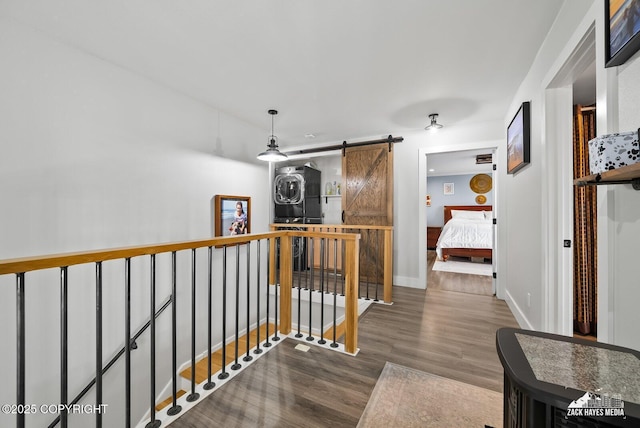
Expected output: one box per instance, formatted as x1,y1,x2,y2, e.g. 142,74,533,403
541,13,617,339
419,141,501,293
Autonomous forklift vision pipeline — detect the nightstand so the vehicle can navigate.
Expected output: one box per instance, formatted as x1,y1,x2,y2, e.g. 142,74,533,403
427,226,441,250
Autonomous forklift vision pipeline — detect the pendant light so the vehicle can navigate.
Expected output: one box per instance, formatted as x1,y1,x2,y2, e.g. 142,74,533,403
424,113,443,131
257,109,288,161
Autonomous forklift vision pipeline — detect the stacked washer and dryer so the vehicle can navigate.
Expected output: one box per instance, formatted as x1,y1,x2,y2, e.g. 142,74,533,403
273,165,322,270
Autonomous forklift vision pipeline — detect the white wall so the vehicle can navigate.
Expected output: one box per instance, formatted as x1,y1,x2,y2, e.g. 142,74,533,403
610,53,640,350
500,0,640,350
498,0,597,331
0,20,270,427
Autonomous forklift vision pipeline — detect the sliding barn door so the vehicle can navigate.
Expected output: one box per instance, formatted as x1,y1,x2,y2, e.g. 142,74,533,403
342,143,393,284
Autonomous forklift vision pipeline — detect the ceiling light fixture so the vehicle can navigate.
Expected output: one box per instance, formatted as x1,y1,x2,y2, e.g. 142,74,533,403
257,109,288,162
424,113,443,132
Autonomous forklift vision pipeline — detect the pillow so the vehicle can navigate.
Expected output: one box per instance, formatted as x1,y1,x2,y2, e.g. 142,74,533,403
484,211,493,219
450,210,485,220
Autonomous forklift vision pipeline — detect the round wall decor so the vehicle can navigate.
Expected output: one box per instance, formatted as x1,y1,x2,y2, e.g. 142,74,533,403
470,174,492,194
475,195,487,204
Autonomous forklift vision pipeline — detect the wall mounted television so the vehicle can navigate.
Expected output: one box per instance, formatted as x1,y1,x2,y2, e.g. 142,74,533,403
605,0,640,67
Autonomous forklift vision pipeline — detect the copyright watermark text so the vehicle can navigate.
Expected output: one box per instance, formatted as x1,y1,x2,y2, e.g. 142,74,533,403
2,404,108,415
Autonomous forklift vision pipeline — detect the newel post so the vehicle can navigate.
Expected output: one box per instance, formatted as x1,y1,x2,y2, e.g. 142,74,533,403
344,236,360,354
384,228,393,303
279,233,292,335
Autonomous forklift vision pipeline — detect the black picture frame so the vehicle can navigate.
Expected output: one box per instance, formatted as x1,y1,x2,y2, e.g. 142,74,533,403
507,101,531,175
214,195,251,237
605,0,640,68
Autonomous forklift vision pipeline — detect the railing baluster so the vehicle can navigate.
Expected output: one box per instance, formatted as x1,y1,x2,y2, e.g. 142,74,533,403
365,229,370,301
331,239,339,348
219,247,231,377
307,238,314,342
95,262,103,428
60,267,68,428
303,236,309,291
341,236,346,296
273,239,280,342
203,247,215,391
124,259,132,427
295,236,303,338
16,272,25,428
187,249,200,401
318,238,326,345
169,251,184,412
232,245,242,371
243,244,253,363
254,241,263,356
264,239,271,348
147,256,160,428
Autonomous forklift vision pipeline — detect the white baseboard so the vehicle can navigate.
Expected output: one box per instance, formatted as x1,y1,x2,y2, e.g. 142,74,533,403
393,275,424,289
504,289,533,330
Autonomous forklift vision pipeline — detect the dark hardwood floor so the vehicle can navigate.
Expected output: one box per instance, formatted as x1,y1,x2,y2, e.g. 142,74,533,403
170,274,519,427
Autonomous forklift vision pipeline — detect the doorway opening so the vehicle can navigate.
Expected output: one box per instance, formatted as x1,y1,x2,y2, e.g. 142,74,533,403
543,22,598,337
419,145,499,296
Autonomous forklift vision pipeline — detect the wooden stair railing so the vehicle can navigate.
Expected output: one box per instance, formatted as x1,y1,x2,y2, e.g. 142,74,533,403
0,229,360,428
270,224,392,303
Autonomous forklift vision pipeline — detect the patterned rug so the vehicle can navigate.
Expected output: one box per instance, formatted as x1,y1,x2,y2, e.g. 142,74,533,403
357,362,503,428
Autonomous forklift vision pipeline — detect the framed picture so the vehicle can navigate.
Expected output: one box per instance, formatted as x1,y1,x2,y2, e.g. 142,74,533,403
605,0,640,68
443,183,454,195
214,195,251,237
507,101,531,174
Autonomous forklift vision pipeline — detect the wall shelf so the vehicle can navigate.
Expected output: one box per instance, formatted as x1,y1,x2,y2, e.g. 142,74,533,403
321,194,341,203
574,162,640,190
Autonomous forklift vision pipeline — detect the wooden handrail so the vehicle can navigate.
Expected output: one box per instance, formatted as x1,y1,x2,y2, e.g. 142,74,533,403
0,230,360,275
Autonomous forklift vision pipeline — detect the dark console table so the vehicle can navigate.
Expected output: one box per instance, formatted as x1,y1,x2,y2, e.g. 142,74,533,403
496,328,640,427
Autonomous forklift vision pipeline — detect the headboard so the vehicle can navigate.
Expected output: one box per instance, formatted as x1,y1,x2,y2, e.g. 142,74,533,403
444,205,492,223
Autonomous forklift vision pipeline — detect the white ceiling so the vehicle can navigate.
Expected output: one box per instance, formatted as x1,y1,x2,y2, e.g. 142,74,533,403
2,0,567,155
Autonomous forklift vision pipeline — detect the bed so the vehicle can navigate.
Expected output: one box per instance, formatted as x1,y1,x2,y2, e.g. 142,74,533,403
436,205,493,261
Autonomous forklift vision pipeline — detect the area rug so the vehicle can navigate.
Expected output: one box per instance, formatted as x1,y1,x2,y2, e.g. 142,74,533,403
357,362,502,428
432,259,492,276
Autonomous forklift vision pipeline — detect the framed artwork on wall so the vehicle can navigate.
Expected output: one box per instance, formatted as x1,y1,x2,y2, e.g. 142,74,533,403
214,195,251,237
507,101,531,174
443,183,454,195
605,0,640,67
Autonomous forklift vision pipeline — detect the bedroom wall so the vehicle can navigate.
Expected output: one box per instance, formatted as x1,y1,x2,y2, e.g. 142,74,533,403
426,174,493,227
0,20,270,427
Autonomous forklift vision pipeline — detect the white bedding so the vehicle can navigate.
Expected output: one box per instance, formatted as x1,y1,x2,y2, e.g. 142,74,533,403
436,217,493,259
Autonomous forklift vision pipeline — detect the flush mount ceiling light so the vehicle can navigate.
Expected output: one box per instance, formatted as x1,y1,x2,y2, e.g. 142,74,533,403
257,109,288,162
424,113,443,132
